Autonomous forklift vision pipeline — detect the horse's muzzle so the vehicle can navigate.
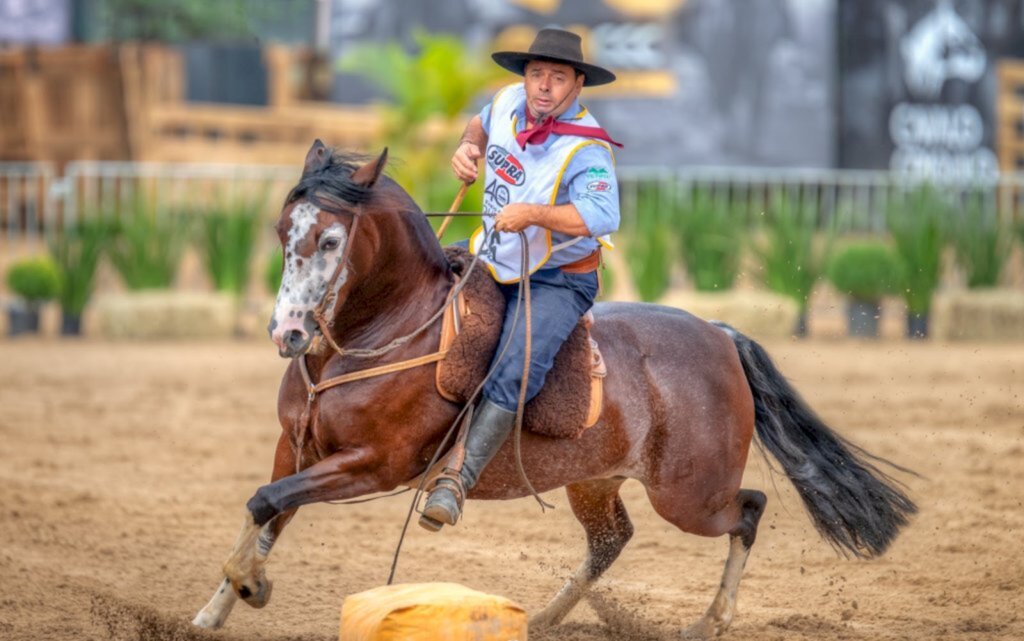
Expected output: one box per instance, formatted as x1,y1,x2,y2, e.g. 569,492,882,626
275,328,312,358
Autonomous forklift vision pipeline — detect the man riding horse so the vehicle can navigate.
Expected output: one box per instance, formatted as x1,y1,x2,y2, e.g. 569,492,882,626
195,30,914,631
421,28,624,530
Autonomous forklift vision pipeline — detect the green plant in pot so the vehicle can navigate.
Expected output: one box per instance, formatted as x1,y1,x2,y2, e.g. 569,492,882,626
953,190,1011,289
108,196,189,290
826,242,903,338
623,182,675,302
753,191,834,337
48,217,112,335
676,186,743,292
195,196,264,298
6,256,60,336
886,183,948,338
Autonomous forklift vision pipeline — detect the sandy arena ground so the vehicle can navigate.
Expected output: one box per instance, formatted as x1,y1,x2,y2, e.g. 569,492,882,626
0,337,1021,641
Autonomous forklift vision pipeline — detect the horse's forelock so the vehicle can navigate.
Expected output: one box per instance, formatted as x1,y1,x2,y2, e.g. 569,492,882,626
286,149,375,212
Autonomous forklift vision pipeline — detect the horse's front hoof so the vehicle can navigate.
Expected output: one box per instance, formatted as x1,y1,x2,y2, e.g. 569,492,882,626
237,578,274,609
528,611,559,632
192,608,227,629
682,617,723,639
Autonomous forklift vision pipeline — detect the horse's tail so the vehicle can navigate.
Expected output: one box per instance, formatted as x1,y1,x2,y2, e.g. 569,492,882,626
711,321,917,559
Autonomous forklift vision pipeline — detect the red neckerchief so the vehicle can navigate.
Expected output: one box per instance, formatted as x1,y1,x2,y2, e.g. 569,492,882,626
516,110,624,150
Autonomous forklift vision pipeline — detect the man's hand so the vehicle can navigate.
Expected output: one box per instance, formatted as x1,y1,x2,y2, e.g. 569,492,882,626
494,203,537,233
451,141,482,183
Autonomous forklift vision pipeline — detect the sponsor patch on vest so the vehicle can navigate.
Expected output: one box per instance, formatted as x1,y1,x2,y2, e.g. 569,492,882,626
487,145,525,186
586,167,610,180
587,180,612,192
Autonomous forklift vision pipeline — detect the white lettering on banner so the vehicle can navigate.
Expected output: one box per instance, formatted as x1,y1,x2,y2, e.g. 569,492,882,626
889,103,983,152
590,22,665,70
890,147,998,183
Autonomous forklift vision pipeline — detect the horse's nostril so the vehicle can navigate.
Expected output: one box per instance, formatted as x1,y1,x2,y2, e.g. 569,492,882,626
284,329,307,349
238,585,252,599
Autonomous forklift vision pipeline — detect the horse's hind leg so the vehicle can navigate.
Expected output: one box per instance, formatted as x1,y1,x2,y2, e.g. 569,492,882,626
529,478,633,631
681,489,766,639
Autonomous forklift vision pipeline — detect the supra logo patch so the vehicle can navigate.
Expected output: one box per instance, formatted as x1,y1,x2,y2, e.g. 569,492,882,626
487,145,525,186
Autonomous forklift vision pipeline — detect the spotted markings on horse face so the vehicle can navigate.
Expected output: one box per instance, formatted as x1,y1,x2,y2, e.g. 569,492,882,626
274,202,348,314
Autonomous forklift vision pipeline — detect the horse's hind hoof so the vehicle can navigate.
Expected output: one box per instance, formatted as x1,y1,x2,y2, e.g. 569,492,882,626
418,514,445,532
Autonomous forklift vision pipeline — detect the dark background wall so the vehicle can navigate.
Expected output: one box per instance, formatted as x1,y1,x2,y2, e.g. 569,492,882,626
329,0,837,168
839,0,1024,179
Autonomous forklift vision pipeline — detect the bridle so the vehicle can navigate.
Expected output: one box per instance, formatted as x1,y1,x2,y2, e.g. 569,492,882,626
308,202,483,362
290,201,488,475
309,202,362,354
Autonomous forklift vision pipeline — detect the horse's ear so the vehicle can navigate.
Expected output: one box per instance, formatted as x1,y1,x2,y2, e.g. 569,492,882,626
350,147,389,188
303,139,330,174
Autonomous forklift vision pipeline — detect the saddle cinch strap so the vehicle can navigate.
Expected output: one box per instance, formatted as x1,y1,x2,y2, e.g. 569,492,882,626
435,292,606,430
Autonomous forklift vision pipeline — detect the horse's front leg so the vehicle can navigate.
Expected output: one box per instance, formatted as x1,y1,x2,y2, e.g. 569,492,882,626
194,433,297,628
221,443,389,608
193,510,295,628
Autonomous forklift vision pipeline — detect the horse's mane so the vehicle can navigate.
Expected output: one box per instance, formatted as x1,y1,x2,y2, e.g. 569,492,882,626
285,148,451,275
285,150,374,210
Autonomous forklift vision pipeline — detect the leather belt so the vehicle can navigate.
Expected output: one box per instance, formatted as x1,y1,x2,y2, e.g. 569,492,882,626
559,248,601,274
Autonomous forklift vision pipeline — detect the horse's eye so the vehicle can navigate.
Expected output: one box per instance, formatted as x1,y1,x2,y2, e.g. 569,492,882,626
319,237,340,252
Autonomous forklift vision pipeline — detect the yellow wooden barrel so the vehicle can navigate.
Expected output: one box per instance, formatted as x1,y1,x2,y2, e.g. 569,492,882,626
340,582,527,641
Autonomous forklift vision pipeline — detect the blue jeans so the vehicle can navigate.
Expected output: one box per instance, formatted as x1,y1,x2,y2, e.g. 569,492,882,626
482,267,599,412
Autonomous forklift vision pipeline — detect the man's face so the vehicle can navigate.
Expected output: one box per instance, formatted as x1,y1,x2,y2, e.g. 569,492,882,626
524,60,584,120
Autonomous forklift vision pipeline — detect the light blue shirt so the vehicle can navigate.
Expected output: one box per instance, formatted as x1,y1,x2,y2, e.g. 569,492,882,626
478,91,620,266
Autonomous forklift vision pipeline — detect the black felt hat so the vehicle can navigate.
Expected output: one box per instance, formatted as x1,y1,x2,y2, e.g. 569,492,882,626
491,28,615,87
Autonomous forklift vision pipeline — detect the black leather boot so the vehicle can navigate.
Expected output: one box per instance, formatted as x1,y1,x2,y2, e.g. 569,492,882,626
419,400,516,531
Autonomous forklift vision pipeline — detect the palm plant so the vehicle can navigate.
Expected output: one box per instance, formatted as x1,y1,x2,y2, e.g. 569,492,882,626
338,31,503,240
753,191,833,336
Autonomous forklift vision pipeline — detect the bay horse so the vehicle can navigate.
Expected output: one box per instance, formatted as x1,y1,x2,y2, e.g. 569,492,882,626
193,142,916,636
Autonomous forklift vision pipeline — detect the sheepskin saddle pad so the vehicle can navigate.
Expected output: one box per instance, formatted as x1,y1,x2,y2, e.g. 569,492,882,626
435,247,605,440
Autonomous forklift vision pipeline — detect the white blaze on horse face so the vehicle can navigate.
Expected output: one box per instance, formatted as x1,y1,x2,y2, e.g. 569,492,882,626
269,202,348,351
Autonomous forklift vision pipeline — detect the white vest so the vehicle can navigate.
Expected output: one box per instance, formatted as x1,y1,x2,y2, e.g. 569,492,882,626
471,84,614,283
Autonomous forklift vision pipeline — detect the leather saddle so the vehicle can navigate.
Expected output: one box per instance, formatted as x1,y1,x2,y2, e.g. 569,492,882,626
434,247,606,439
